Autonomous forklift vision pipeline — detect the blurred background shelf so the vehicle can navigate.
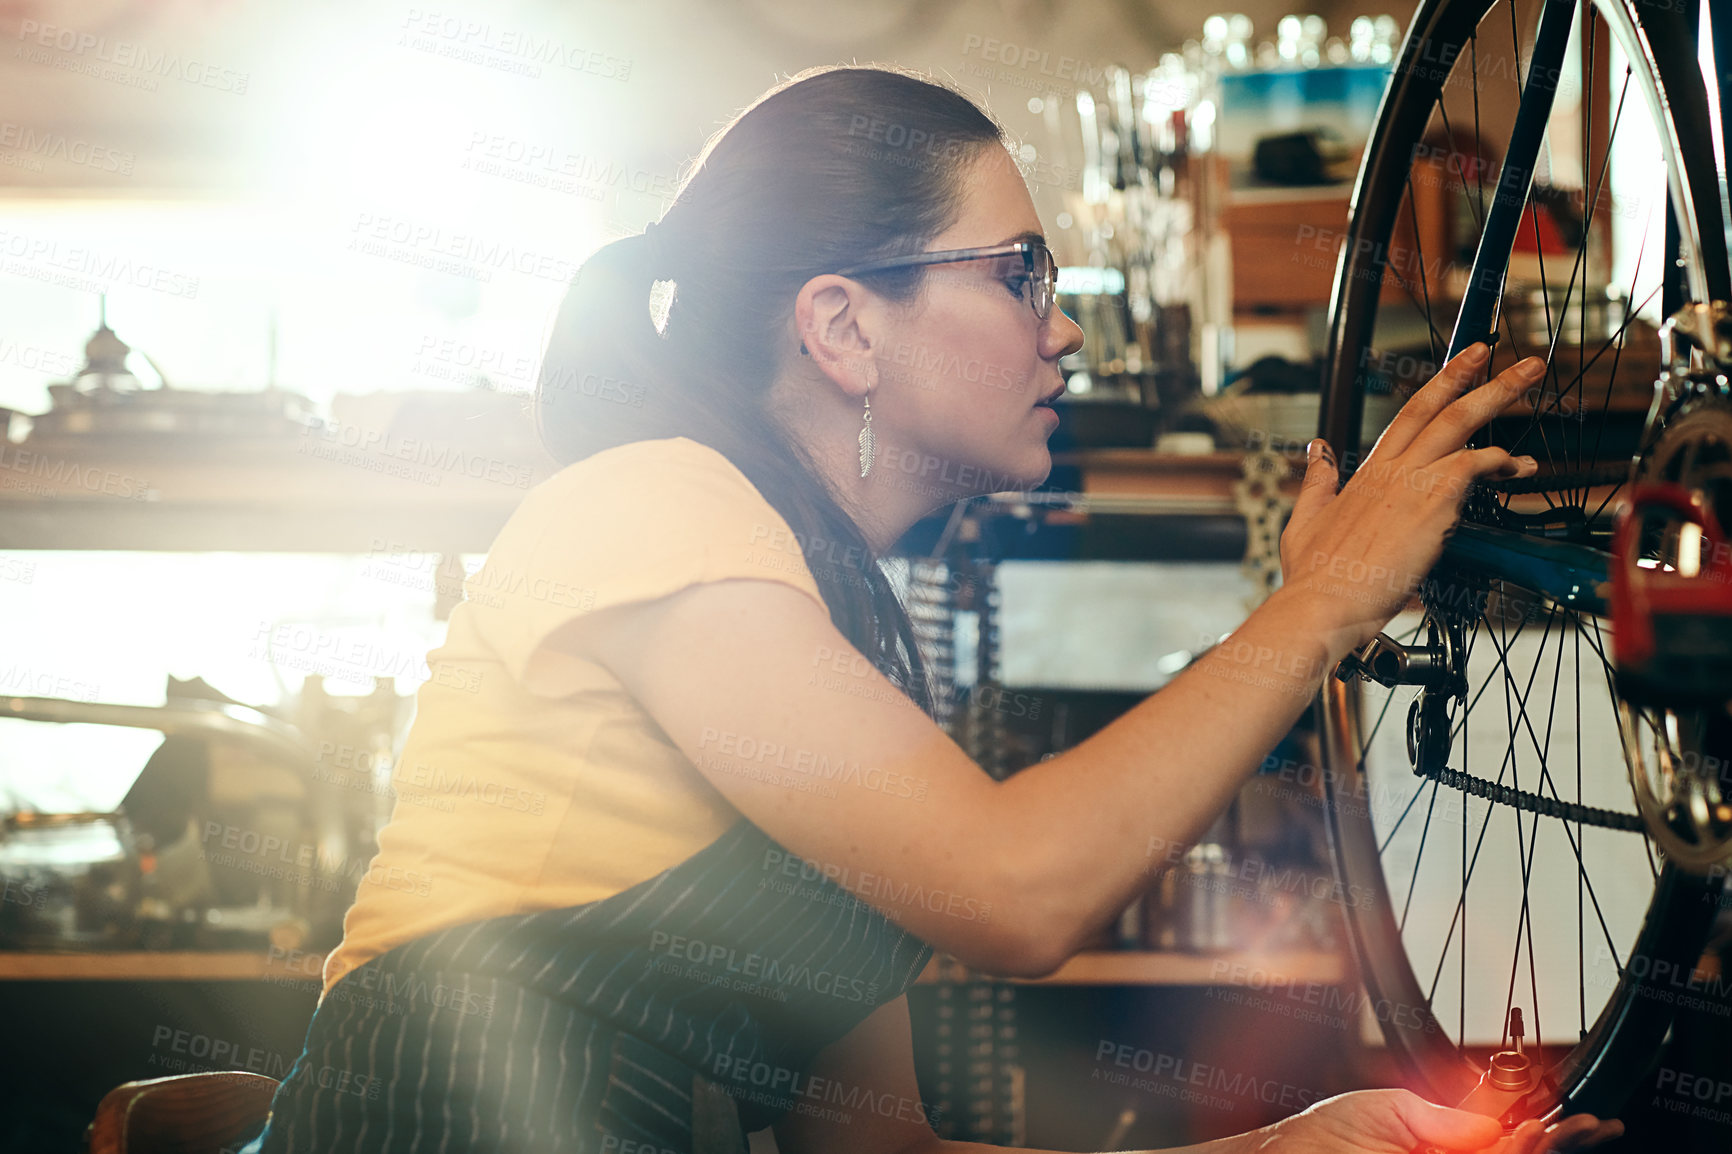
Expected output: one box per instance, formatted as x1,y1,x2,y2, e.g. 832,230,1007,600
917,949,1347,987
0,950,321,981
0,445,1306,552
0,435,551,553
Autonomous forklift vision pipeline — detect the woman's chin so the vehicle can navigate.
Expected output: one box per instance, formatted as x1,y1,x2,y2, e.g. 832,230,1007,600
878,439,1051,498
998,446,1053,493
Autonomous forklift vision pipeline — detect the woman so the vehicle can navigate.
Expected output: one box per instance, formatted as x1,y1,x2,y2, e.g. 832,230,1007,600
248,65,1620,1154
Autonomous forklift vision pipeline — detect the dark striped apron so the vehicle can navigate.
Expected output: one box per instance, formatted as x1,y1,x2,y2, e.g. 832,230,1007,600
242,819,935,1154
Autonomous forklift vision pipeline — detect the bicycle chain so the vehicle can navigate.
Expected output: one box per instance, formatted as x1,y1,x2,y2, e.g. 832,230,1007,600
1419,762,1646,831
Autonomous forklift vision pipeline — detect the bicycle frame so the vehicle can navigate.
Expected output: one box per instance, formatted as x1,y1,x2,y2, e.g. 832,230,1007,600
1446,0,1580,360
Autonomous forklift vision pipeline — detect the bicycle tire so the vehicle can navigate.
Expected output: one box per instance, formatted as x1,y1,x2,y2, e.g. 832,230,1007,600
1314,0,1729,1119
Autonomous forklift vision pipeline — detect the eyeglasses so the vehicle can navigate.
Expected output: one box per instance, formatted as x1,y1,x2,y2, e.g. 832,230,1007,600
834,240,1057,321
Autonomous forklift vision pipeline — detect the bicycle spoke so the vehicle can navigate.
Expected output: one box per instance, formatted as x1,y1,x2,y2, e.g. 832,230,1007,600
1508,64,1635,475
1450,659,1505,743
1428,770,1507,1003
1462,684,1470,1047
1399,777,1443,934
1528,785,1554,1049
1407,172,1444,370
1583,69,1653,508
1640,801,1659,877
1528,272,1665,524
1479,610,1630,964
1519,582,1576,1054
1424,584,1562,1002
1380,771,1432,855
1575,612,1585,1035
1434,100,1485,231
1553,274,1659,403
1389,258,1454,357
1503,792,1543,1050
1508,0,1526,98
1499,587,1535,1050
1577,4,1596,494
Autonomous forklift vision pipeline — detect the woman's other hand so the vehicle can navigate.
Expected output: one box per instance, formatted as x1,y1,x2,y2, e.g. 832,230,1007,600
1276,343,1545,662
1232,1088,1622,1152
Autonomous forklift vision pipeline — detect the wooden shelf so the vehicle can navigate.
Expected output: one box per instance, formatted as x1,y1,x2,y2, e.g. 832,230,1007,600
0,950,325,981
0,434,549,553
1048,448,1304,511
915,949,1347,987
0,441,1299,551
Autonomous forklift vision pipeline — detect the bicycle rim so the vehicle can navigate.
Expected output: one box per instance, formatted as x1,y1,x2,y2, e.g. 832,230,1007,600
1315,0,1729,1117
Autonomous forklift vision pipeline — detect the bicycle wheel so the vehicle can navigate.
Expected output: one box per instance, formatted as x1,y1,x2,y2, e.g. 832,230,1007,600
1314,0,1729,1119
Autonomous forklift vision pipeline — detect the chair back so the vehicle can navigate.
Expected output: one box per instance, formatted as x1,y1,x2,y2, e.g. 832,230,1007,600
87,1071,278,1154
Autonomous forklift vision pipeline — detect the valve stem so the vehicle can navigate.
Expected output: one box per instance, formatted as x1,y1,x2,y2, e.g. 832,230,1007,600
1421,1006,1540,1153
1484,1007,1535,1093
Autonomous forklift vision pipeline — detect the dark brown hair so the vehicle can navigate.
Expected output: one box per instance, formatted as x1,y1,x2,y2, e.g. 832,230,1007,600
534,65,1006,717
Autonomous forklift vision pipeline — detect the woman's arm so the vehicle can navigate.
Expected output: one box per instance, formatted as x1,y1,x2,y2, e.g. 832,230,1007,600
553,347,1545,974
562,572,1336,975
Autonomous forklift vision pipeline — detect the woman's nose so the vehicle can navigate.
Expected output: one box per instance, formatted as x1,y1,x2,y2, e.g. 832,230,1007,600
1044,305,1085,360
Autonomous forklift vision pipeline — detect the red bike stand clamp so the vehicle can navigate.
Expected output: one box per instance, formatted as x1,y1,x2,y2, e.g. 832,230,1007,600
1609,482,1732,706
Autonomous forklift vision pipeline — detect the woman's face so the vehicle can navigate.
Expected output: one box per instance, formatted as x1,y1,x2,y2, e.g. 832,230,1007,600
868,144,1085,501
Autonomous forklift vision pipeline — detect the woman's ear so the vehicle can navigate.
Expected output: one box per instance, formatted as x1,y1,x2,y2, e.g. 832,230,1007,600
795,275,877,398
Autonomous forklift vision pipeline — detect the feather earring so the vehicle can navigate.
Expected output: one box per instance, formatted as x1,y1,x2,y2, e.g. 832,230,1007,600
857,393,875,478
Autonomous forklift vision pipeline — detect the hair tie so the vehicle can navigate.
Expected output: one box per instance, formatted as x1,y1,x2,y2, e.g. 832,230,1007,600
641,221,677,335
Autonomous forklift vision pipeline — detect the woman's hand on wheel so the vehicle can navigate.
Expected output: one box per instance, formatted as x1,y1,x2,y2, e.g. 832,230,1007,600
1276,343,1546,662
1226,1088,1622,1153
